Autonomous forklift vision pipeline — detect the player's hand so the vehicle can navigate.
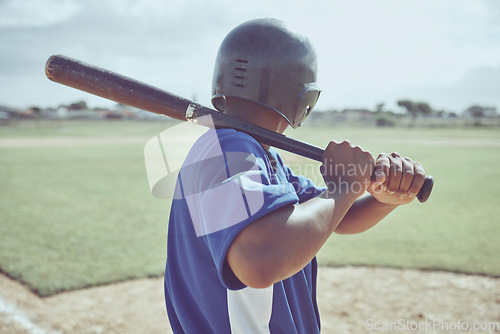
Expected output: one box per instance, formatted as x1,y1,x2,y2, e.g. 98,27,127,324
321,140,375,199
367,152,426,205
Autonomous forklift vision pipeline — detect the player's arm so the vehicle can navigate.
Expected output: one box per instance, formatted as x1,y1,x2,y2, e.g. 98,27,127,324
226,193,354,288
226,141,373,289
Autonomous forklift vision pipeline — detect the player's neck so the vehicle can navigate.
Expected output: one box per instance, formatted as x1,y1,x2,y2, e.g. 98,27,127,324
225,109,284,132
224,99,288,151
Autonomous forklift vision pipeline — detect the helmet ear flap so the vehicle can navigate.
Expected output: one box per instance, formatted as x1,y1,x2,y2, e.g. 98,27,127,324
292,86,321,128
213,96,226,112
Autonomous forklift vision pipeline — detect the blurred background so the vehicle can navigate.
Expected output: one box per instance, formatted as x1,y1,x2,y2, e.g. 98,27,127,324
0,1,499,333
0,0,499,114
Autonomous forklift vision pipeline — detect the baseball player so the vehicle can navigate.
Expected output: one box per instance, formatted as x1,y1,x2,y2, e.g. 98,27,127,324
164,18,426,333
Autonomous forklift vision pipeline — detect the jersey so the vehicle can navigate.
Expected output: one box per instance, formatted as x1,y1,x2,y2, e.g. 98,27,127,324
164,128,324,333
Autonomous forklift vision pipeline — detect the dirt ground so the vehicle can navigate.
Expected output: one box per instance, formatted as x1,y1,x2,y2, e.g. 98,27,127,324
1,135,499,333
1,266,499,334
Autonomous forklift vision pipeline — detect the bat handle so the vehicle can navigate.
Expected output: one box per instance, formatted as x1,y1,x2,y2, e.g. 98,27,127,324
416,176,434,203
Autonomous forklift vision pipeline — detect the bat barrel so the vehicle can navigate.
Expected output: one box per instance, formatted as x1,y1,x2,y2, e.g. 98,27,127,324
45,54,190,122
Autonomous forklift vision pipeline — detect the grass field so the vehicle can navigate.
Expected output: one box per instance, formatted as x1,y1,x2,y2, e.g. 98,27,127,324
286,125,500,276
0,120,499,296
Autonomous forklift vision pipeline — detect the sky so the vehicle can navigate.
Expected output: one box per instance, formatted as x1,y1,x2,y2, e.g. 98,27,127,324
0,0,499,114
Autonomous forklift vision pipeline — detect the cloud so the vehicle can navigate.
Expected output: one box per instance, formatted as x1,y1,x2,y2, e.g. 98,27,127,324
439,65,500,110
0,0,80,28
0,0,235,108
481,0,500,23
393,64,500,112
1,0,499,111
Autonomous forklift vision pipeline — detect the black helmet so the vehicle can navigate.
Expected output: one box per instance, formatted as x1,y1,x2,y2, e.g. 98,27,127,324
211,18,320,128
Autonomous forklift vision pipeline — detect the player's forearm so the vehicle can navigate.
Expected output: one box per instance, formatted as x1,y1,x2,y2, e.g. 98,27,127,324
227,193,357,288
334,194,399,234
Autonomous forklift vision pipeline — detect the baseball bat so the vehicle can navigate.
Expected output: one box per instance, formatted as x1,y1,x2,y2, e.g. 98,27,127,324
45,54,433,203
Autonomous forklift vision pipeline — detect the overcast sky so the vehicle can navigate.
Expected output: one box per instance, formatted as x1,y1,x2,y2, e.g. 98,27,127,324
1,0,499,114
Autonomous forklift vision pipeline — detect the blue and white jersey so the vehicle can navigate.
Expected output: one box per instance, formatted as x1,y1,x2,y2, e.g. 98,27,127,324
164,128,324,333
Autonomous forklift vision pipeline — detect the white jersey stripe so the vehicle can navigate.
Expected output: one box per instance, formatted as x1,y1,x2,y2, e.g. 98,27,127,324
227,286,273,333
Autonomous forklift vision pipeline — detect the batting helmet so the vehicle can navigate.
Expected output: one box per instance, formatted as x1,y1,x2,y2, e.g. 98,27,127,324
211,18,320,128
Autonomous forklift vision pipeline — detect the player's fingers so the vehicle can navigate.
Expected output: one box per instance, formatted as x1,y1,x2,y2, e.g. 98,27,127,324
398,157,415,196
369,153,390,192
386,152,403,194
407,161,426,197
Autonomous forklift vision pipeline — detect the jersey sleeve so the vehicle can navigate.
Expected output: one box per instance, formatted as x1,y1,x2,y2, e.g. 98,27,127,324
178,129,301,290
279,158,326,203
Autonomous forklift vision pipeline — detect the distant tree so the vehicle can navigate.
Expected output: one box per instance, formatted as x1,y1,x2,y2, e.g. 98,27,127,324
375,102,385,113
397,100,433,127
397,100,417,118
415,102,432,117
464,105,498,126
68,100,88,111
375,112,395,127
397,99,417,127
465,105,487,118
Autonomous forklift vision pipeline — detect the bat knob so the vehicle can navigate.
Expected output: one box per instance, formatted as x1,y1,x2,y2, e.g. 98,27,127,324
417,176,434,203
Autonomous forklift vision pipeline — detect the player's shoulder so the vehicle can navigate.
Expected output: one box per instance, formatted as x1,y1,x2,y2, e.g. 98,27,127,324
185,128,267,169
215,128,266,155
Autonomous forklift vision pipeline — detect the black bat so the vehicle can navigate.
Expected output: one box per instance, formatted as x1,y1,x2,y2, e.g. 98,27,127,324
45,54,434,203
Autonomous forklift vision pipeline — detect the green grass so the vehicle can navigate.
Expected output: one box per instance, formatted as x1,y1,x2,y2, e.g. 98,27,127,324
0,119,177,137
317,145,499,275
284,125,500,276
0,124,171,296
0,121,499,296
